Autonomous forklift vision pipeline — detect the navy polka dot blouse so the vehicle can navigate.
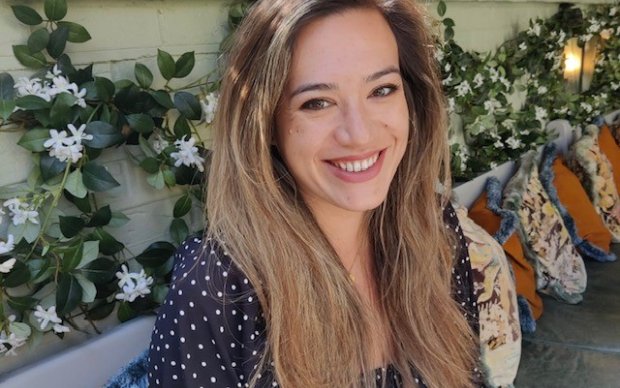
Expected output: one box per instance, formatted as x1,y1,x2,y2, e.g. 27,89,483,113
147,203,480,387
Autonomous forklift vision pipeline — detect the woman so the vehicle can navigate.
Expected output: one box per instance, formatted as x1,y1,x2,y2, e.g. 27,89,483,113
147,0,480,387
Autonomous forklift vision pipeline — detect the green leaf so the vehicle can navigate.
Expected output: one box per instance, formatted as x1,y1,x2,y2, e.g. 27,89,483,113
59,215,85,238
18,128,50,152
126,113,155,134
174,51,195,78
174,92,201,120
80,258,116,283
56,273,83,315
135,241,175,268
27,28,50,54
170,218,189,245
40,153,67,181
12,45,47,69
94,77,115,102
173,194,192,218
87,205,112,227
3,260,32,288
443,18,455,28
152,284,169,304
157,49,175,81
84,121,123,149
162,168,176,187
74,273,96,303
77,240,99,268
82,162,120,192
57,21,91,43
173,116,191,138
89,228,124,255
109,212,130,228
44,0,68,21
61,243,84,272
8,220,41,244
47,25,69,58
7,296,37,312
12,5,43,25
49,92,77,128
0,100,16,121
151,90,174,109
86,301,115,321
146,170,165,190
437,1,447,17
140,157,160,174
117,302,137,322
65,169,88,198
0,73,15,100
134,63,153,89
16,95,51,110
138,135,157,158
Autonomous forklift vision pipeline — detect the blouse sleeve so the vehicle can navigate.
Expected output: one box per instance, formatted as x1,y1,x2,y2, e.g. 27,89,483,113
147,236,267,387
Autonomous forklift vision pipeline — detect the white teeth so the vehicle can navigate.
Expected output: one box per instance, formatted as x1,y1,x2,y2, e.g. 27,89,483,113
333,153,379,173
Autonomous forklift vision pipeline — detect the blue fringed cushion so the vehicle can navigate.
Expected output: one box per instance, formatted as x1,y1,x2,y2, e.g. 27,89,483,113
540,143,616,262
454,204,521,388
567,124,620,242
503,150,587,304
105,349,149,388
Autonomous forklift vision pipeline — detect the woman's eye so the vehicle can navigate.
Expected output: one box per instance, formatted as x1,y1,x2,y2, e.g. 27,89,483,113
371,85,398,97
301,99,330,111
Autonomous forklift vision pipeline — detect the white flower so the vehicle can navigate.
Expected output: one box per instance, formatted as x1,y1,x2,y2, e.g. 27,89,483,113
455,80,472,97
580,34,593,43
502,119,516,130
0,329,27,357
558,30,566,44
48,75,78,97
580,102,593,114
33,305,63,330
444,63,451,73
487,67,500,82
499,76,511,90
545,52,555,60
447,97,456,114
0,258,16,273
441,74,453,86
45,64,62,79
611,7,617,17
587,18,601,34
52,323,70,334
49,143,84,164
150,133,170,154
506,136,523,150
611,82,620,91
73,88,87,108
43,129,72,149
518,42,527,51
489,162,499,170
3,198,38,226
115,265,154,303
484,99,502,113
600,28,613,40
66,124,93,145
527,23,541,37
537,86,548,95
200,92,219,124
170,136,205,172
434,48,444,62
493,139,504,149
472,73,484,88
0,235,15,255
535,106,548,123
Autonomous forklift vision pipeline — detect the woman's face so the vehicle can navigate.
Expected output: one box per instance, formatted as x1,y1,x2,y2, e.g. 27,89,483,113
275,8,409,218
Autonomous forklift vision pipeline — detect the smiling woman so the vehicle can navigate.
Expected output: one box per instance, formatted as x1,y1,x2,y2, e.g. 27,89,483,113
147,1,481,387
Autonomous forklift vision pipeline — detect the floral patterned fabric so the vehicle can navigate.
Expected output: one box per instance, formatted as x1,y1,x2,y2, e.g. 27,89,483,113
504,151,587,304
568,124,620,242
455,205,521,388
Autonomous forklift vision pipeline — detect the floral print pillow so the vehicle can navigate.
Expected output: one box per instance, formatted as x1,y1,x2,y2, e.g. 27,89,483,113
504,151,587,305
455,205,521,388
568,124,620,242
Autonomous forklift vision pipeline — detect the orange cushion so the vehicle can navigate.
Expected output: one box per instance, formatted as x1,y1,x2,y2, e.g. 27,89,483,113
469,192,543,319
599,124,620,192
552,156,612,252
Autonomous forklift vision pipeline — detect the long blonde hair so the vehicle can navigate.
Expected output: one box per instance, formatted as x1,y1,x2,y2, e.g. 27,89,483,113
206,0,477,386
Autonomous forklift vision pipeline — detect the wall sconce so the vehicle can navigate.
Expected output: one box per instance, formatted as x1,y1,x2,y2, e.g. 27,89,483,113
563,36,599,94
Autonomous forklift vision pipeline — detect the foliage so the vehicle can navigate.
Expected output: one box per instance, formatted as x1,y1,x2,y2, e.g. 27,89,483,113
0,0,216,356
437,1,620,178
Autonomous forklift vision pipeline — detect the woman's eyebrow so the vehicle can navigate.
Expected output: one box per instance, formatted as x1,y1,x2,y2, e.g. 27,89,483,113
289,66,400,98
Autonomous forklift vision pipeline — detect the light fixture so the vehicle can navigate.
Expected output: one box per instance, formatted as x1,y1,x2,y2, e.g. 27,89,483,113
563,35,599,94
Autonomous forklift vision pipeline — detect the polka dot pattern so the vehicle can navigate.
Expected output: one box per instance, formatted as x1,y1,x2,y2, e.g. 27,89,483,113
147,203,481,387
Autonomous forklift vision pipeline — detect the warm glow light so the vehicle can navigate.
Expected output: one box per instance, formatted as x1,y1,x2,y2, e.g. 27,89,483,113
565,53,581,73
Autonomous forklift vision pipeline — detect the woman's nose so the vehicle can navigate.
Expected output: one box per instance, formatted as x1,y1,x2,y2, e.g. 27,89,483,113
335,102,372,146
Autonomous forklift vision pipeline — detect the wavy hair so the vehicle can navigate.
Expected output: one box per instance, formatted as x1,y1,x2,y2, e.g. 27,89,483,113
206,0,477,386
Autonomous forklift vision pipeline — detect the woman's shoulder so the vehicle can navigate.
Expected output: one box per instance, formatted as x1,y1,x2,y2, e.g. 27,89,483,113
169,235,257,303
